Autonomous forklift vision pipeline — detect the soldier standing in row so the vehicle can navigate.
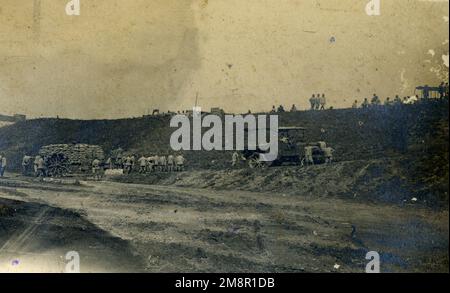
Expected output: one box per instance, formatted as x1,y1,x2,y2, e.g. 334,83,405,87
153,155,160,172
138,155,148,173
167,155,175,172
105,157,113,170
22,155,32,176
124,155,133,174
35,156,46,177
146,155,155,172
303,146,314,166
159,156,167,172
324,147,335,164
138,156,149,174
92,158,102,180
115,153,123,169
175,155,186,171
130,155,136,172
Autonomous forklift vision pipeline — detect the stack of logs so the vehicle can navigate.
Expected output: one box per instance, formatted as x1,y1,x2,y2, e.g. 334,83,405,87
39,144,105,167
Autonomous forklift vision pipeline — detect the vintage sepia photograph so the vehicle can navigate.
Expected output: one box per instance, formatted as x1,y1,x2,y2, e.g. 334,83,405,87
0,0,448,278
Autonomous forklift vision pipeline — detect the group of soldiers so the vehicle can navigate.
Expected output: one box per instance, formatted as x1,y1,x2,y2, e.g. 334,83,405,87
103,154,186,175
309,94,327,110
354,87,449,109
18,153,187,180
21,155,46,177
356,94,408,108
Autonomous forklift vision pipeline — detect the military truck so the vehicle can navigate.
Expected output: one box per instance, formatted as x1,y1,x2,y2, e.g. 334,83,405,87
241,127,331,168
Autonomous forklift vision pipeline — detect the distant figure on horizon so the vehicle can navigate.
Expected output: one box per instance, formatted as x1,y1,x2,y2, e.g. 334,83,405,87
385,97,393,106
352,100,358,108
319,94,326,110
362,98,370,108
309,94,316,110
371,94,381,106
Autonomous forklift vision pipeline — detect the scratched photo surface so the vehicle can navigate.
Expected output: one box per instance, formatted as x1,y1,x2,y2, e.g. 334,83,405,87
0,0,448,273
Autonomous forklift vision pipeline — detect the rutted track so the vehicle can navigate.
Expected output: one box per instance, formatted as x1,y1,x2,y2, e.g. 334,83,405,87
0,175,448,272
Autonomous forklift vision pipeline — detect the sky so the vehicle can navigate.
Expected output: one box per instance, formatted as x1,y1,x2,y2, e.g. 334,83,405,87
0,0,449,119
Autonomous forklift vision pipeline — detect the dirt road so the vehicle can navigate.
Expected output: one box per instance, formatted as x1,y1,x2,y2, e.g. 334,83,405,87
0,175,448,272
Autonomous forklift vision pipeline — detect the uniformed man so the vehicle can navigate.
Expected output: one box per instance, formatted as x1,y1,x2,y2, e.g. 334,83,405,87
167,155,175,172
394,95,402,105
92,158,102,180
159,156,167,172
232,151,243,167
319,94,326,110
124,156,133,174
33,155,40,174
175,155,186,171
130,155,136,172
384,97,393,106
146,156,154,172
138,156,148,173
362,98,370,108
309,94,316,110
304,146,314,166
22,155,32,176
352,100,358,109
371,94,381,106
105,157,113,170
115,155,123,169
0,154,5,177
36,156,46,177
323,147,335,164
152,155,160,172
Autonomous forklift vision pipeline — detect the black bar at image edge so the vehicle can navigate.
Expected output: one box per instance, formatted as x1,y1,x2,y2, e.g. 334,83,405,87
0,273,448,291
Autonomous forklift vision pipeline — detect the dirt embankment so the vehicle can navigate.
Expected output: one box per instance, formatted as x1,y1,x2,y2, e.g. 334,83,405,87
1,100,448,205
0,100,448,169
112,155,448,208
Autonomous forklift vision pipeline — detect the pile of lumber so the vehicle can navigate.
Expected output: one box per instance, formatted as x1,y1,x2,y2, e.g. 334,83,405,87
39,144,104,166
